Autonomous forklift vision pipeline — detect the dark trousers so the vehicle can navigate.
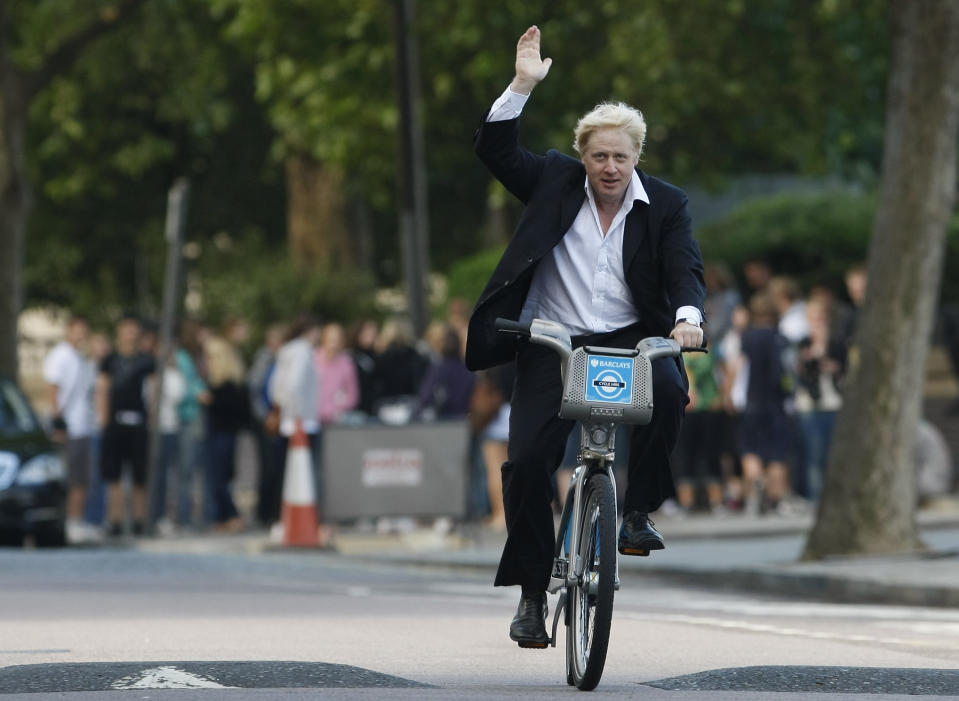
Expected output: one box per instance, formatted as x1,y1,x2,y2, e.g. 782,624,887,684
495,323,688,590
255,425,288,526
206,430,239,524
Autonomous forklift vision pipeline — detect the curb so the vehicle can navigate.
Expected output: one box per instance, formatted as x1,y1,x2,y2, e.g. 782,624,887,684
635,565,959,608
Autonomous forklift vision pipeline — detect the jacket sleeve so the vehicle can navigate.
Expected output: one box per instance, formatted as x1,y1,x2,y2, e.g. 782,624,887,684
473,116,546,205
659,195,707,319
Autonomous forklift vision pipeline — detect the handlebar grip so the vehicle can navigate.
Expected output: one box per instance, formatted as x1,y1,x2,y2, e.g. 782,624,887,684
494,318,531,336
681,346,709,354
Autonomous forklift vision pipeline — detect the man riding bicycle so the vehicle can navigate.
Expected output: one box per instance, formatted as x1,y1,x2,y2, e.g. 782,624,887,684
464,26,706,647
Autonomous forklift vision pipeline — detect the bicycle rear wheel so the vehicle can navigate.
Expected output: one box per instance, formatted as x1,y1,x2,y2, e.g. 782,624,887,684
566,472,616,690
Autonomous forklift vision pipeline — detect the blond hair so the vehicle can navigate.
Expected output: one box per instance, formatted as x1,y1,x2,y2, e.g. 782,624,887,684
573,102,646,158
204,335,245,387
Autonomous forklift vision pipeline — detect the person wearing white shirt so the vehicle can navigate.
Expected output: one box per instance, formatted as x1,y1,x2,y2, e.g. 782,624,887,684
465,27,706,647
43,316,98,544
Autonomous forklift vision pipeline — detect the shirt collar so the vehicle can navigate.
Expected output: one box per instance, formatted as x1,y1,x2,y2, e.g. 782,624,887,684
583,168,651,207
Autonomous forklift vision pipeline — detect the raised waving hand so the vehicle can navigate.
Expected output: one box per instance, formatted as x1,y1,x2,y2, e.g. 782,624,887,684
511,26,552,95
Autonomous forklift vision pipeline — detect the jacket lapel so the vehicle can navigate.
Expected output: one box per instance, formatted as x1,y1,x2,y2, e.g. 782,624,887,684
559,178,586,244
622,170,650,273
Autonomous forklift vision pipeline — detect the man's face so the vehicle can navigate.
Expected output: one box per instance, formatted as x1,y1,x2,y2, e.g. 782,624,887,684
116,320,141,352
66,320,89,348
581,128,639,206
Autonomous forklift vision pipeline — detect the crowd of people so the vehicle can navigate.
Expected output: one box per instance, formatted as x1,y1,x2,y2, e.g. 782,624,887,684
41,300,502,545
40,258,880,545
668,259,867,517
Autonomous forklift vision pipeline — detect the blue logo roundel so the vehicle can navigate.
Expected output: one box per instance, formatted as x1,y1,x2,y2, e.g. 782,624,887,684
585,354,634,405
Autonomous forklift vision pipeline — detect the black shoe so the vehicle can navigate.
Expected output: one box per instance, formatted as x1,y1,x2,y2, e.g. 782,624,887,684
618,511,664,556
132,521,145,537
107,522,123,538
509,590,549,648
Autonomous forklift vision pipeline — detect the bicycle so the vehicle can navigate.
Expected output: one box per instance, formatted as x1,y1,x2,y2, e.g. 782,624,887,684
495,316,706,691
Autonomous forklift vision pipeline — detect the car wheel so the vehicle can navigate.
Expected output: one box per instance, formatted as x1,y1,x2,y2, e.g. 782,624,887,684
34,523,66,548
0,528,24,547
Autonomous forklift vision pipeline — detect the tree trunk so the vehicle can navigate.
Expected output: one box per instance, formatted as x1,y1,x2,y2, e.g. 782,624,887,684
0,0,142,379
803,1,959,560
285,153,352,270
0,53,29,379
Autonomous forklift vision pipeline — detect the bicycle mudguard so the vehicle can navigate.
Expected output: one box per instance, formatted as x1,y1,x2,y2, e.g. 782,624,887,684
559,346,654,425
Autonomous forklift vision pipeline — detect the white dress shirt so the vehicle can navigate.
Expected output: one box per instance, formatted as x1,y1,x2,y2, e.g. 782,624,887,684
487,86,703,335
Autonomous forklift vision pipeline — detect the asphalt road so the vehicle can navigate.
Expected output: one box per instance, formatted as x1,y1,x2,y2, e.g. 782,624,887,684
0,546,958,699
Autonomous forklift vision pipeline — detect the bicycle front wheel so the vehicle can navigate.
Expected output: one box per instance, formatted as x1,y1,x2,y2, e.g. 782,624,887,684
566,472,616,691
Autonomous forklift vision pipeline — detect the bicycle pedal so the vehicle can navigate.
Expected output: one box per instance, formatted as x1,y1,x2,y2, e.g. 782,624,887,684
620,547,649,556
517,640,549,649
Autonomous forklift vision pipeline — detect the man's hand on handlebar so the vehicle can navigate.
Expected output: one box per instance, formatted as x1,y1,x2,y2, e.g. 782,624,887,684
669,321,704,350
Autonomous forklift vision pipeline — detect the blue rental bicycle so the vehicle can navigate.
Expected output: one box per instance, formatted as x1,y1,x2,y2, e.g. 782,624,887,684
495,316,706,691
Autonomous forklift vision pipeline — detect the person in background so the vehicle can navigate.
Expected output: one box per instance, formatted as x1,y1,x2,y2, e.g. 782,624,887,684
446,297,471,361
673,347,725,515
84,330,112,526
795,296,846,502
371,317,428,422
742,258,772,301
703,262,742,350
139,319,160,356
732,293,793,515
202,335,249,533
223,317,253,363
97,313,156,537
415,324,475,420
348,319,380,417
718,304,750,511
315,322,360,426
43,315,100,544
249,323,287,529
149,348,186,533
312,321,360,541
769,276,809,346
176,321,210,529
268,314,325,542
836,263,868,350
469,364,515,531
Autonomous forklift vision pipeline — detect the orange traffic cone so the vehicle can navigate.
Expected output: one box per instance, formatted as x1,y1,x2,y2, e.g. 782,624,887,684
281,419,318,547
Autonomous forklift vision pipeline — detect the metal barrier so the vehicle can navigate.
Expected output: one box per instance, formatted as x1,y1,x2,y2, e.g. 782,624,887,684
321,420,470,520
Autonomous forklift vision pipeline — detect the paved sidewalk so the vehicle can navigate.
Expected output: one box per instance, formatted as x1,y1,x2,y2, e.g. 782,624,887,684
136,502,959,608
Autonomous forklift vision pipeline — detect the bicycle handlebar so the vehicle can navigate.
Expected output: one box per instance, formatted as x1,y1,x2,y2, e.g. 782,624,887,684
495,317,708,356
494,318,531,336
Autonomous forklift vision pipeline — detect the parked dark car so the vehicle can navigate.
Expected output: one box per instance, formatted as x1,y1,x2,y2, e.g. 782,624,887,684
0,377,66,547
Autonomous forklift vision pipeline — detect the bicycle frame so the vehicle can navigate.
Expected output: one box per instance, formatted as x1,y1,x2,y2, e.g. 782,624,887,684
548,430,620,597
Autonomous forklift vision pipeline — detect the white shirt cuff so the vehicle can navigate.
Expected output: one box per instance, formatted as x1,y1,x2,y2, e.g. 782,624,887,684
487,84,530,122
675,306,703,326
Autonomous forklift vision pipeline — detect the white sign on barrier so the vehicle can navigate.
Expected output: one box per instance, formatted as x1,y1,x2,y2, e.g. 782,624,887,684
362,449,424,487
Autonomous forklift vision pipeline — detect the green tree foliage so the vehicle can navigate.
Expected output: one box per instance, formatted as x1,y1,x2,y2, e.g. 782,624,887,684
697,190,959,303
17,0,893,332
24,0,284,327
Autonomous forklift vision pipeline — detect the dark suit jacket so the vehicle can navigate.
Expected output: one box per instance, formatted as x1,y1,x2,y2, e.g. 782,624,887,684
465,116,706,372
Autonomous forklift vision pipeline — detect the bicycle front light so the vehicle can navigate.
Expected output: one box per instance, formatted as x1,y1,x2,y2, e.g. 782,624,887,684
16,454,65,486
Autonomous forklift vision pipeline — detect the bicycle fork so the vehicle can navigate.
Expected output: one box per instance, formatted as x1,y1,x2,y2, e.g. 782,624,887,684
546,460,621,647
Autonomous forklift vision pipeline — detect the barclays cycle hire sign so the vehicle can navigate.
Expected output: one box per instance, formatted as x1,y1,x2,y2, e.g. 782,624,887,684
584,354,635,405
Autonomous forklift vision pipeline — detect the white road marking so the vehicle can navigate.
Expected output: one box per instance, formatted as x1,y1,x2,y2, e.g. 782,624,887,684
624,612,959,650
661,598,959,622
111,666,236,689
